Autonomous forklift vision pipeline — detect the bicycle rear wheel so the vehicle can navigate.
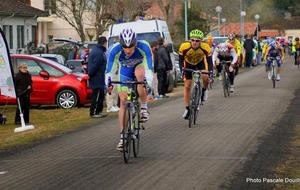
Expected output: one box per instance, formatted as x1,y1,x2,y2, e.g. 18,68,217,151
122,105,132,163
132,104,141,158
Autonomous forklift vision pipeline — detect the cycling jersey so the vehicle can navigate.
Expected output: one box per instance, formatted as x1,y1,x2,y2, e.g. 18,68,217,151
226,39,242,56
265,45,284,68
212,43,238,65
268,46,281,57
106,40,153,91
292,41,300,52
178,41,211,70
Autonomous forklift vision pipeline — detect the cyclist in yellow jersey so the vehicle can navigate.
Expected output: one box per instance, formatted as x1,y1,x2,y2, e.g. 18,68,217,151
179,29,211,120
292,37,300,65
226,34,242,75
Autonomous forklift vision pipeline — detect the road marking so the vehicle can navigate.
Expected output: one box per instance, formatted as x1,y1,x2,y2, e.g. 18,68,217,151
0,171,8,175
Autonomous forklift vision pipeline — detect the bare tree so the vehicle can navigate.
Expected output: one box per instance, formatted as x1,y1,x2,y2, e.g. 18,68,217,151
85,0,151,39
86,0,115,39
112,0,152,21
56,0,88,42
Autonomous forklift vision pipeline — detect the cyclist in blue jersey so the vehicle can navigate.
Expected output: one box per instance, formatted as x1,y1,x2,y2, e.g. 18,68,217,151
264,41,284,81
106,28,153,151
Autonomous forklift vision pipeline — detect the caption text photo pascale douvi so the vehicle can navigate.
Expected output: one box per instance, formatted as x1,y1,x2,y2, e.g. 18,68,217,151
246,177,300,184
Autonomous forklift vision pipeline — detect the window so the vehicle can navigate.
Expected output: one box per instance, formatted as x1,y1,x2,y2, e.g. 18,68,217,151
16,59,42,76
32,25,37,44
17,26,25,48
44,0,56,15
3,25,13,49
39,62,64,77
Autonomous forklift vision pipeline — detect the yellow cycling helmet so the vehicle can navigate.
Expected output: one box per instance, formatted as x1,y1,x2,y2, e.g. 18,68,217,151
189,29,204,39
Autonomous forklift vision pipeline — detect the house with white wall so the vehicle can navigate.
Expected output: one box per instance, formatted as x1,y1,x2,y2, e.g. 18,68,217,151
31,0,96,43
0,0,47,53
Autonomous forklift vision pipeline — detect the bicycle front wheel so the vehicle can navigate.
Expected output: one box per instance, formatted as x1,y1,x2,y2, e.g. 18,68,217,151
193,86,201,125
189,87,197,128
222,71,229,97
122,105,132,163
272,65,276,88
133,104,141,158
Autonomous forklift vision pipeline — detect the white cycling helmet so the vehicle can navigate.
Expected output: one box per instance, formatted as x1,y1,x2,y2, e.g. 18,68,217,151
119,28,137,48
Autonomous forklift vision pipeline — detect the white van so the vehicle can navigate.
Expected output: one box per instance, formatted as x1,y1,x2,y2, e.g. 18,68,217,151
107,19,177,92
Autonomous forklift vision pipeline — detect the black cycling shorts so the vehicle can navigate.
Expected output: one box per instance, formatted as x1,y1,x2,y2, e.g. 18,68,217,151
184,61,206,80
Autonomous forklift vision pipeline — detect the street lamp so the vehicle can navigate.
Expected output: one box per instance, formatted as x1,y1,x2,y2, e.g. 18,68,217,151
240,11,246,41
184,0,188,40
254,14,260,38
216,6,222,36
184,0,192,41
221,18,226,37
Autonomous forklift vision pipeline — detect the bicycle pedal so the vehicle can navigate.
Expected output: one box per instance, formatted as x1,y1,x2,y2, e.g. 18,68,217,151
141,125,145,130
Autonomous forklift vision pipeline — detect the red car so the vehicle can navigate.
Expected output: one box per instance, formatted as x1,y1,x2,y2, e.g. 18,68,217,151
0,54,92,109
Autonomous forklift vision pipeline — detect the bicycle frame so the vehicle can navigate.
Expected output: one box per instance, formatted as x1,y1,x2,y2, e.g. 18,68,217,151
109,79,145,163
184,68,204,127
268,57,277,88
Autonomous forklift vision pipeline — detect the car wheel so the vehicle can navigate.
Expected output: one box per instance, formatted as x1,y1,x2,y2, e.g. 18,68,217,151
56,89,78,109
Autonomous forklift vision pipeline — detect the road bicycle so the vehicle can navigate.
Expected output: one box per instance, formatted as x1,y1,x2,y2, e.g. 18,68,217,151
184,68,207,128
268,57,278,88
221,60,232,97
109,79,146,164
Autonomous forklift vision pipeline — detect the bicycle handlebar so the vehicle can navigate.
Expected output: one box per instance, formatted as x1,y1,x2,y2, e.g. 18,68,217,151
183,68,209,74
109,80,146,85
221,60,232,64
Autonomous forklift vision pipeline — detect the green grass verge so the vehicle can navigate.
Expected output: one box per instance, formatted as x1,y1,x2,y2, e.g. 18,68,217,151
0,106,96,151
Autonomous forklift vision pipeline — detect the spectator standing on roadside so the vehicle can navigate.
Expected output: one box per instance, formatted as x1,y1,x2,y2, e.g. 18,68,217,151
150,41,160,99
256,37,263,65
106,65,119,113
88,36,107,118
68,45,80,60
243,34,255,68
156,37,172,98
81,44,90,73
15,63,32,125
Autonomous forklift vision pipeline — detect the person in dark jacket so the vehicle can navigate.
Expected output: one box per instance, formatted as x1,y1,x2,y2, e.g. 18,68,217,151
156,37,172,98
15,63,32,124
88,36,107,118
243,34,255,68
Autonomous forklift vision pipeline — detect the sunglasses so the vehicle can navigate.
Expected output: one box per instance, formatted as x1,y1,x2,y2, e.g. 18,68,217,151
122,44,136,49
191,39,201,42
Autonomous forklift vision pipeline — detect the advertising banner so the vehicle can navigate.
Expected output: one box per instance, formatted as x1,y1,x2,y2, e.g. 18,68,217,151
0,27,16,98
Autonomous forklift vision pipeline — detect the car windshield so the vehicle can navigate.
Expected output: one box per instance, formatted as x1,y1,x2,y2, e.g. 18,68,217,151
214,37,228,45
43,57,58,62
108,32,161,48
203,37,228,45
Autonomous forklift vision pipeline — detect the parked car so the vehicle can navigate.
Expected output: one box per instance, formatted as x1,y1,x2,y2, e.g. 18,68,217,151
173,52,182,87
0,55,92,109
203,36,228,45
33,54,65,66
65,59,87,74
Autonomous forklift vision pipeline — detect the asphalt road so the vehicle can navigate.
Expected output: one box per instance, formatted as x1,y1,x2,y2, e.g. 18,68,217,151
0,57,300,190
